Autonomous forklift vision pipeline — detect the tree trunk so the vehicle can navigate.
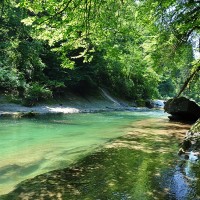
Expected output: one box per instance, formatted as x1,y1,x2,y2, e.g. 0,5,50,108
176,65,200,98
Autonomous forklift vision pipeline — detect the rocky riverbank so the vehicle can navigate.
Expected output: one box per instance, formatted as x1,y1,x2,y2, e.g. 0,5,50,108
0,91,148,117
163,96,200,159
179,118,200,158
0,103,141,117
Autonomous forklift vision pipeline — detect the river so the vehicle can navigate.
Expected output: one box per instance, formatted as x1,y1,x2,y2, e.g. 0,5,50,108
0,111,199,199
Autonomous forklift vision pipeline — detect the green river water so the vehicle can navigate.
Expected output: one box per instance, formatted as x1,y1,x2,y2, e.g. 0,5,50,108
0,111,200,200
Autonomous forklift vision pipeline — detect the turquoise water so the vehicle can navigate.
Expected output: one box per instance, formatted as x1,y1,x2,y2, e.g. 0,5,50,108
0,111,166,195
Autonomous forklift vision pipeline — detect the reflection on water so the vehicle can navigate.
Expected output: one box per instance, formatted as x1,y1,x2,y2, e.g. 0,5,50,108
1,114,200,200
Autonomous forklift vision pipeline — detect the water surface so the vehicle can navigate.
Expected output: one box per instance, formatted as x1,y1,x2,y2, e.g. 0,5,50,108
1,111,200,200
0,111,163,195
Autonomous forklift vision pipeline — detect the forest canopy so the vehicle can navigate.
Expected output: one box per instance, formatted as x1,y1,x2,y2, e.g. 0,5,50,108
0,0,199,105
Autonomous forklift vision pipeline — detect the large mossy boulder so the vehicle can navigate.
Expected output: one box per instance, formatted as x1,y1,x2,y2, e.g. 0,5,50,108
164,97,200,121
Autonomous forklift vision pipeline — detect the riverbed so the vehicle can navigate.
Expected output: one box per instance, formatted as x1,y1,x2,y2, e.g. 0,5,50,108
0,111,199,200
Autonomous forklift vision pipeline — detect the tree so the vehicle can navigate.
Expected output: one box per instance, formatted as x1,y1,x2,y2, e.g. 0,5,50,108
0,0,197,103
18,0,163,99
143,0,200,100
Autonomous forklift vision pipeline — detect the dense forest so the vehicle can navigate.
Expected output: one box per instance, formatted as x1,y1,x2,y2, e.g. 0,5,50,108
0,0,199,106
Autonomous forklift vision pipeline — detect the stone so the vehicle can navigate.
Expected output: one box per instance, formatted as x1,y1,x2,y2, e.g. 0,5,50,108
179,118,200,157
164,97,200,121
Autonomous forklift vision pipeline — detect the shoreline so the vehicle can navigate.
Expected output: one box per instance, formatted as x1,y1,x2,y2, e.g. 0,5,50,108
0,90,167,117
0,102,151,117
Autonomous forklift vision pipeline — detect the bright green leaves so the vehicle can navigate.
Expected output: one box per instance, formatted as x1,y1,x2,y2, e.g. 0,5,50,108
21,17,36,26
152,0,200,41
19,0,137,67
1,0,197,102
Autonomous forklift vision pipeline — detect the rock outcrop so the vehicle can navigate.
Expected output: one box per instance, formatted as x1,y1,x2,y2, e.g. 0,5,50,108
164,97,200,121
179,118,200,158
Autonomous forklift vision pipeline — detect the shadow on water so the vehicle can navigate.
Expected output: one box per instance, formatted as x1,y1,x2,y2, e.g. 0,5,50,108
0,158,47,184
1,118,200,200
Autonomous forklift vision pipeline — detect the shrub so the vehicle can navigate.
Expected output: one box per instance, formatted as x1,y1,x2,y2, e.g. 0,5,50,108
24,83,52,106
0,68,20,91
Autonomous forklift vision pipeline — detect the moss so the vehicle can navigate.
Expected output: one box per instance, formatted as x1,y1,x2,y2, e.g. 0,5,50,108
180,118,200,154
190,118,200,133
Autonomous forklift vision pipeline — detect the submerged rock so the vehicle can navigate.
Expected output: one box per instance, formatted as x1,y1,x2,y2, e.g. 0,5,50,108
164,97,200,121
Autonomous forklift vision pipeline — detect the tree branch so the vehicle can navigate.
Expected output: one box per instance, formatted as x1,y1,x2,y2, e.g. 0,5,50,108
36,0,74,25
176,64,200,98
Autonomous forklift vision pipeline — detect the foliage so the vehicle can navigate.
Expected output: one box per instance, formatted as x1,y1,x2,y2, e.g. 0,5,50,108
23,83,52,106
154,0,200,42
0,0,198,103
0,67,21,91
0,1,46,97
181,60,200,103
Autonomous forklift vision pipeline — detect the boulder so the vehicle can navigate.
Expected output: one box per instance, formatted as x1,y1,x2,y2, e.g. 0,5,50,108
164,97,200,121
